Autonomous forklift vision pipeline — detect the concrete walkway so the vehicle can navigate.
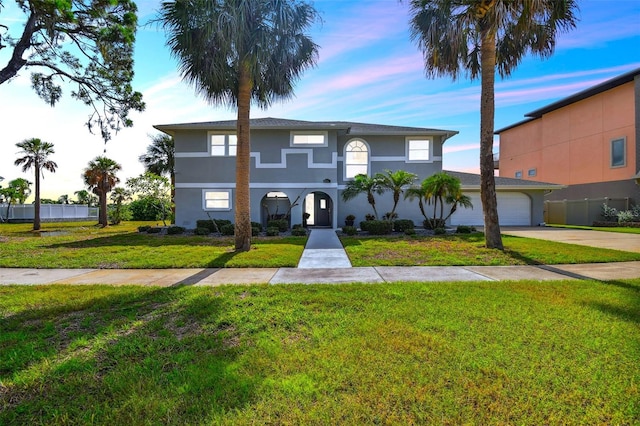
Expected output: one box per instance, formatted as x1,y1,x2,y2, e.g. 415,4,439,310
297,228,352,268
1,261,640,286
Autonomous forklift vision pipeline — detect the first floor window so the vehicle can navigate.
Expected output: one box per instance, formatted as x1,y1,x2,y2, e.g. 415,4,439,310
611,137,626,167
210,134,237,156
204,190,231,210
345,139,369,179
407,138,430,161
528,168,537,177
515,170,523,179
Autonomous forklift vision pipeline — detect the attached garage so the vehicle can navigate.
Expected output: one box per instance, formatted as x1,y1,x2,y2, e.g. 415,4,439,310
450,192,531,226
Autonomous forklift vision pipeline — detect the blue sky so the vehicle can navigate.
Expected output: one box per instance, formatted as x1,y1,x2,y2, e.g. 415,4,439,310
1,0,639,200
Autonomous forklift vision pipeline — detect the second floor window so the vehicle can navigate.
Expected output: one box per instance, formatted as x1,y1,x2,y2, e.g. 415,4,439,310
345,139,369,179
407,138,431,161
210,134,237,156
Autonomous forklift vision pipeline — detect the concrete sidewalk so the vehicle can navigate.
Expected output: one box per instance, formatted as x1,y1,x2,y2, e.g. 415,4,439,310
297,229,352,268
2,261,639,286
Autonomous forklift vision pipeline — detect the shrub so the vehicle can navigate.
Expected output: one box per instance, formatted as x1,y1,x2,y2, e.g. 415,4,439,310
194,227,210,236
601,203,618,221
147,227,162,234
365,213,375,221
196,219,232,233
456,225,476,234
251,221,263,232
423,219,445,230
393,219,414,232
365,220,393,235
617,210,634,223
346,214,356,221
266,227,280,236
404,228,416,236
434,227,446,235
137,225,151,233
108,204,132,225
342,225,358,236
252,226,261,237
267,219,289,232
292,223,303,229
220,223,235,236
167,226,185,235
291,227,307,236
360,221,371,232
382,212,398,221
129,198,171,221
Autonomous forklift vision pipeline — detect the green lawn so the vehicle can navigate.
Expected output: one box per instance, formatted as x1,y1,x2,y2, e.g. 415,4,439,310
341,233,640,266
2,222,640,269
0,221,306,268
1,281,638,424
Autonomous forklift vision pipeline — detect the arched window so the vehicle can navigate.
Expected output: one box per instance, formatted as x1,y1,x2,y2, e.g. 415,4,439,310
344,139,369,179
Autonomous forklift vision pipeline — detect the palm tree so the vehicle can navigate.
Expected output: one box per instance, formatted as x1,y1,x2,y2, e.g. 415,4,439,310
14,138,57,231
74,189,97,206
0,178,32,222
83,156,121,227
341,174,385,220
405,172,473,229
376,169,417,220
139,134,175,222
160,0,319,252
409,0,578,249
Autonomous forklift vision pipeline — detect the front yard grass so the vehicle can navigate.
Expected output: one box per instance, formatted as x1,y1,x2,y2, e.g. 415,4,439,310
2,222,640,268
0,221,305,268
341,233,640,266
1,280,638,424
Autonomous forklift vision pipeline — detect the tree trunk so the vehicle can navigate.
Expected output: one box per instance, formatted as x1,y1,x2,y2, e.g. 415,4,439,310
479,27,504,250
33,165,41,231
234,64,252,252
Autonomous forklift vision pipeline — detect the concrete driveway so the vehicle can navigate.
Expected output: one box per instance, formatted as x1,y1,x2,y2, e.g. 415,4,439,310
501,227,640,253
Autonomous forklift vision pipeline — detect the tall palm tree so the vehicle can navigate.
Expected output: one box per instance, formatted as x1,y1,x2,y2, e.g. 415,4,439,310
406,172,473,229
341,174,385,220
376,169,417,220
409,0,578,249
139,134,175,222
83,156,121,227
160,0,319,252
14,138,57,231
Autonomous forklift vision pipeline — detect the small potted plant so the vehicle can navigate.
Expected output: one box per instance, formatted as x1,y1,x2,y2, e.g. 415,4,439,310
345,214,355,227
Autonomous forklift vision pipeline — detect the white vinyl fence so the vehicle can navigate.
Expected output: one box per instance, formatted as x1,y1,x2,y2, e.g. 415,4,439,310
0,204,98,222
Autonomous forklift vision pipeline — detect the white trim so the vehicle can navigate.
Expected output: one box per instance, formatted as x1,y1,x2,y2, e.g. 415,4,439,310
405,137,433,163
290,130,328,147
344,138,370,179
202,189,232,211
251,150,337,169
179,182,338,189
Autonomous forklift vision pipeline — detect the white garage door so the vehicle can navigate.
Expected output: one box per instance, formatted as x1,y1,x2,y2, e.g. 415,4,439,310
450,192,531,226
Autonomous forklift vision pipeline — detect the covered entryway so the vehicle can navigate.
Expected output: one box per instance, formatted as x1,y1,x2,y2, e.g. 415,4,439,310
261,192,291,227
304,192,333,227
450,192,531,226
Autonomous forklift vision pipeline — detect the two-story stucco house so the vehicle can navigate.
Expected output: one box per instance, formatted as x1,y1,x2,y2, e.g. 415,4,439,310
496,67,640,203
155,117,557,229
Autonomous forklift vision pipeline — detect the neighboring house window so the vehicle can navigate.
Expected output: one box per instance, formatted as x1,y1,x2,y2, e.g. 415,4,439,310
406,138,431,161
515,171,523,179
611,137,626,168
344,139,369,179
291,131,328,147
210,133,237,156
528,168,537,177
203,190,231,210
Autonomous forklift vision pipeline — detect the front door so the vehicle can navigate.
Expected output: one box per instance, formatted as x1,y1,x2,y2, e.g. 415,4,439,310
313,192,332,227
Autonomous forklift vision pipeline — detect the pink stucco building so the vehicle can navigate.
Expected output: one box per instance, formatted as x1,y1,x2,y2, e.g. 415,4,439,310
496,67,640,203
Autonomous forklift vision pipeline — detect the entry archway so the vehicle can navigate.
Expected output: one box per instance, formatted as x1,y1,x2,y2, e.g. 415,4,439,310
304,191,333,227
